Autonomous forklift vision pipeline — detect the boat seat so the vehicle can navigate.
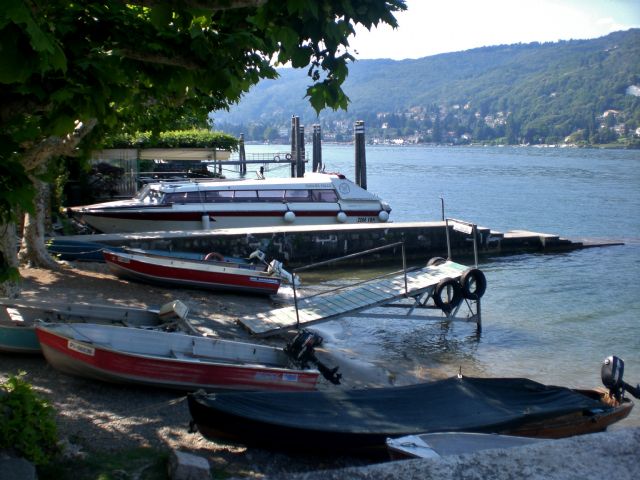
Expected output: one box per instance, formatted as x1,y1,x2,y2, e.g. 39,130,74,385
6,308,25,323
190,343,251,365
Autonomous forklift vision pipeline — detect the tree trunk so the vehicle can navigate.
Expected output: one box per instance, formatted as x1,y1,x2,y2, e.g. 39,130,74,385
19,178,60,270
0,118,97,296
0,222,20,298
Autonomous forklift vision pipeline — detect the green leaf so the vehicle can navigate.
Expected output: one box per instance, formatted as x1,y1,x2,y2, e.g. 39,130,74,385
49,115,76,136
290,46,312,68
0,28,33,83
150,5,172,29
306,84,327,113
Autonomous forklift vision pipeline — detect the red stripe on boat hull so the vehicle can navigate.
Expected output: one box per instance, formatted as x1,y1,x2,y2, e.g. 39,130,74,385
103,252,280,295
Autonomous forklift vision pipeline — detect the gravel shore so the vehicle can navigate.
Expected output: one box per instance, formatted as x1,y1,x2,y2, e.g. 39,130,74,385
1,264,382,477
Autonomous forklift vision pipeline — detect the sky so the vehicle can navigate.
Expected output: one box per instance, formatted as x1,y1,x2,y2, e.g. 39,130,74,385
349,0,640,60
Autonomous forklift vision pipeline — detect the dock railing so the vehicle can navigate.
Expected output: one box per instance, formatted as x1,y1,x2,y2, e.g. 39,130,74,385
290,241,407,329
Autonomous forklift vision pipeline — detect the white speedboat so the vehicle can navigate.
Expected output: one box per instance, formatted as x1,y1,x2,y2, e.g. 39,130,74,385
69,172,392,233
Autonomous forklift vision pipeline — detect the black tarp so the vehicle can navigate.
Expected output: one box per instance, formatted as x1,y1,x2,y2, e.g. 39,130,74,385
190,376,609,436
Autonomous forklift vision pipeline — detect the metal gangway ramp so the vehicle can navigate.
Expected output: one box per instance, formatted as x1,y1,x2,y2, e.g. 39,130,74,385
239,235,485,337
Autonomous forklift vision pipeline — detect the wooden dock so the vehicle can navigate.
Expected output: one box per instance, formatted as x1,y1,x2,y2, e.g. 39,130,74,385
239,260,471,337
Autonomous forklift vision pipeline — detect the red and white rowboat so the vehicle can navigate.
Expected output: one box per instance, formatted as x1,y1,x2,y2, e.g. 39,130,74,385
103,248,295,295
35,322,321,392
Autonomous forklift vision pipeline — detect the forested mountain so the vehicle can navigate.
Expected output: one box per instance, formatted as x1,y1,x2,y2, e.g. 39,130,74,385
213,29,640,146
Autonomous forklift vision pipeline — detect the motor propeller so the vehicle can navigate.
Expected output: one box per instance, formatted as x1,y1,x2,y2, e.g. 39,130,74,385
601,355,640,400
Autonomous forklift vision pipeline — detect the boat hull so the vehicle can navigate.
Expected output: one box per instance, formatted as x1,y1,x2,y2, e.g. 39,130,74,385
503,390,634,439
78,207,385,234
36,323,319,392
103,250,281,295
0,325,40,354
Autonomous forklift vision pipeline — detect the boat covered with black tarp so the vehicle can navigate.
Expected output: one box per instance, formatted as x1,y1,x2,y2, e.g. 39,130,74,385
188,372,634,453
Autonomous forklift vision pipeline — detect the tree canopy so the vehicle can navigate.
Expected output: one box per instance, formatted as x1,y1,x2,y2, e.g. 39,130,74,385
0,0,405,287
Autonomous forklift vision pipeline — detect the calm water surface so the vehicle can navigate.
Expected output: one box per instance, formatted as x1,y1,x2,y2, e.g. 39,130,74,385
245,144,640,427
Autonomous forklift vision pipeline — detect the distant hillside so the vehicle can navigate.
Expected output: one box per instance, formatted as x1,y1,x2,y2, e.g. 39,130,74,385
213,29,640,146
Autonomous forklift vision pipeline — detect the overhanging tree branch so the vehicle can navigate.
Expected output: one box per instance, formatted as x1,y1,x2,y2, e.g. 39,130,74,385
117,49,202,69
21,119,98,172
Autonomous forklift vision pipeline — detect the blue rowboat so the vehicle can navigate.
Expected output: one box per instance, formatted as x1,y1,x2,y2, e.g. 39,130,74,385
0,298,191,354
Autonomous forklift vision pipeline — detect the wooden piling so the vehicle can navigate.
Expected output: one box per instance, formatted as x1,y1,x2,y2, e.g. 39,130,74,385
354,120,367,190
312,124,322,172
290,116,297,177
297,125,305,177
238,133,246,176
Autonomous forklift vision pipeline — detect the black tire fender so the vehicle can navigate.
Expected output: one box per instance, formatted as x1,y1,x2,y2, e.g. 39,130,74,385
460,268,487,300
427,256,447,267
433,277,462,313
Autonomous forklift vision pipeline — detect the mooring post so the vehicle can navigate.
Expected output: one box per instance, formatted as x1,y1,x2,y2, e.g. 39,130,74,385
292,267,301,329
238,133,246,176
290,115,298,178
297,124,305,177
402,241,408,296
472,224,479,268
445,218,452,260
312,124,322,172
354,120,367,189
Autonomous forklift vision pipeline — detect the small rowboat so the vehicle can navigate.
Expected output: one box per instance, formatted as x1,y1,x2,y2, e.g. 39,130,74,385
103,248,296,295
0,298,188,354
35,323,322,392
187,358,636,453
386,432,548,459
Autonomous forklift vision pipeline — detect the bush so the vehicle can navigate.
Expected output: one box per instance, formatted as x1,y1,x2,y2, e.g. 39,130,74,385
104,129,238,151
0,373,59,465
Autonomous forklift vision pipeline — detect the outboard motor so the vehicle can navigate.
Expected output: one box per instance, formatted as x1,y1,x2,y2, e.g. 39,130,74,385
284,330,342,385
601,355,640,401
248,250,267,264
267,259,300,286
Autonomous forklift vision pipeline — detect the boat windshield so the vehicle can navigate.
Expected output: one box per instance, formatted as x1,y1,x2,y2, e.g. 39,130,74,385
135,185,163,204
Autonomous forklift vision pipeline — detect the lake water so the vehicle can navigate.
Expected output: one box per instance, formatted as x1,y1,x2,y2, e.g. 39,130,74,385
243,143,640,427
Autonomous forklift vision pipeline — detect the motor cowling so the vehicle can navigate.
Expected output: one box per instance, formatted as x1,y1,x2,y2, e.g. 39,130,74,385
267,260,300,286
602,355,640,400
284,330,341,385
248,250,266,263
284,330,323,366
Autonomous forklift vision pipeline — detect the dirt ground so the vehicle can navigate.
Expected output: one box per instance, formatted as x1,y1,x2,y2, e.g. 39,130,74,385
1,263,381,478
